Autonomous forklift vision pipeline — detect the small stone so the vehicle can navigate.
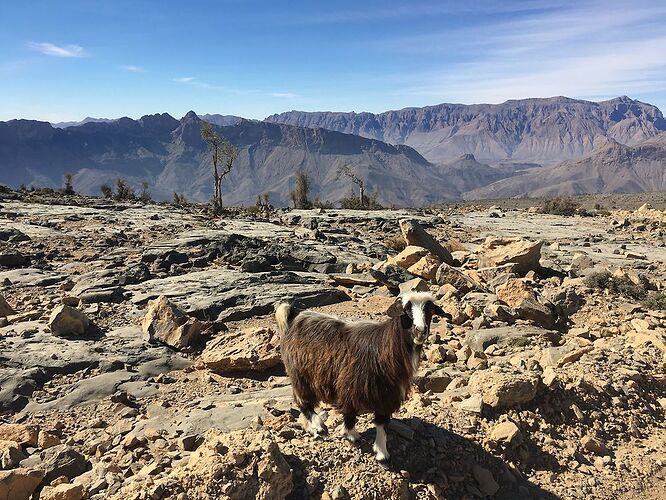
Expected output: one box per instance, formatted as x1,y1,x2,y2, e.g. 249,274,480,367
489,421,522,446
458,395,484,414
48,305,90,337
581,435,608,456
38,431,62,449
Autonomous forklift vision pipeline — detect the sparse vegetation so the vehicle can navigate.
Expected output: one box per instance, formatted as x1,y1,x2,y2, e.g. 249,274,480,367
172,192,187,206
337,165,366,208
642,292,666,310
339,191,384,210
585,271,648,300
100,184,113,199
114,177,136,201
139,180,152,203
540,196,581,216
201,122,238,213
290,171,312,209
63,173,75,195
383,234,406,252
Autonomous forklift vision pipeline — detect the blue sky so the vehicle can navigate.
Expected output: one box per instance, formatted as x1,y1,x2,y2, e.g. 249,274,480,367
1,0,666,122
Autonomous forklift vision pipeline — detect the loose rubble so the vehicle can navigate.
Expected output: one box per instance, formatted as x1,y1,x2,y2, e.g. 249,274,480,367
0,189,664,499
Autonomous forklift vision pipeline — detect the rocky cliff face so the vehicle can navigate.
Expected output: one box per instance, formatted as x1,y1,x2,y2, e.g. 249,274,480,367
466,133,666,199
266,96,666,164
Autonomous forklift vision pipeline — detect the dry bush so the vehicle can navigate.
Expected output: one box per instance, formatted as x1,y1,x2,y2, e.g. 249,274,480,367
585,271,647,301
383,234,406,252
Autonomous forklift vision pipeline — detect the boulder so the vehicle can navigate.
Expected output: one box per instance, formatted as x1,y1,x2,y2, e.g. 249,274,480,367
399,220,454,266
0,425,39,447
496,278,557,329
478,238,543,277
468,369,539,408
386,246,429,269
463,325,554,353
540,343,593,368
435,263,477,293
570,253,596,277
489,421,522,446
0,295,14,317
39,483,85,500
198,327,281,373
399,278,430,294
47,305,90,337
369,265,416,290
407,254,441,281
142,295,202,349
0,468,45,500
0,440,26,469
24,445,89,485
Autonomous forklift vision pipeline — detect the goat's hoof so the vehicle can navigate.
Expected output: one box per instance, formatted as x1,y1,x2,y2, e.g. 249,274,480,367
376,456,391,469
344,429,361,443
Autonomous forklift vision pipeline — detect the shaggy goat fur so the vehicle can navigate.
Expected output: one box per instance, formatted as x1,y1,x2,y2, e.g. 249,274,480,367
276,292,448,462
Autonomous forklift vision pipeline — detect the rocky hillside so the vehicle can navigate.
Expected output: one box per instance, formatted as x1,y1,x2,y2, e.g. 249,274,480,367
1,188,665,499
467,133,666,199
266,96,666,165
0,113,452,207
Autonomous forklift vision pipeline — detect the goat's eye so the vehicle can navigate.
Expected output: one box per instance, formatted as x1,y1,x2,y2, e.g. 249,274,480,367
404,302,413,318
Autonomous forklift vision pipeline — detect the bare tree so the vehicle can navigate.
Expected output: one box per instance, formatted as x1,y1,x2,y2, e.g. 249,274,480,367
337,165,365,208
201,122,239,213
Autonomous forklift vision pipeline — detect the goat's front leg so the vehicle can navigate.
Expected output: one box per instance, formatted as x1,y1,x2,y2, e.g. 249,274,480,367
338,412,361,443
373,413,391,463
299,406,329,438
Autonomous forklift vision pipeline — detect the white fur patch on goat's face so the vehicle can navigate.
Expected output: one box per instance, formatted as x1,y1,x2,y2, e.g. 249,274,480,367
401,292,435,345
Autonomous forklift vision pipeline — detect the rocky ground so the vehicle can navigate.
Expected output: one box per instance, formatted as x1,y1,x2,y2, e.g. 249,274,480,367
0,188,665,500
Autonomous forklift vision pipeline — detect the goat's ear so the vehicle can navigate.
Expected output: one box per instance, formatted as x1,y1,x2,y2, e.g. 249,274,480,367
386,299,404,318
428,301,451,319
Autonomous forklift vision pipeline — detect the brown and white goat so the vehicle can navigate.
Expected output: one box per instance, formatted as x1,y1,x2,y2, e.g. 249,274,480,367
275,292,450,463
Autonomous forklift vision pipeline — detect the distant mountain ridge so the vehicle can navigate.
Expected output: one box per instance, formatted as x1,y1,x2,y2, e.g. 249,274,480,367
0,112,459,206
466,134,666,199
266,96,666,165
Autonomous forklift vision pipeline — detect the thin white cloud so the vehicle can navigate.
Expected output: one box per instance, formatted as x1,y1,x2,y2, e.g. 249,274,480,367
28,42,87,58
386,1,666,105
121,65,144,73
272,92,298,98
173,76,196,83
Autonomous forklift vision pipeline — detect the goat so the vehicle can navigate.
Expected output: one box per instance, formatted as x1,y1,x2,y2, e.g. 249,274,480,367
275,292,450,463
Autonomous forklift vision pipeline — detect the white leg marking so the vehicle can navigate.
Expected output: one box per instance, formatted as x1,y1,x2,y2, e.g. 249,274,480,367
337,424,361,443
303,412,327,437
373,424,389,462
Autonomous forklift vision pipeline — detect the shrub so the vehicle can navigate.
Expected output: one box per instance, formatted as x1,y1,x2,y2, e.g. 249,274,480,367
383,234,406,252
173,192,187,206
642,292,666,310
114,177,135,201
63,173,75,195
540,197,580,216
290,172,312,209
100,184,113,199
139,181,151,203
585,271,647,300
339,192,384,210
312,198,334,209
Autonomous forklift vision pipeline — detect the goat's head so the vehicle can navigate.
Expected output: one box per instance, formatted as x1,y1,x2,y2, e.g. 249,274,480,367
386,292,451,345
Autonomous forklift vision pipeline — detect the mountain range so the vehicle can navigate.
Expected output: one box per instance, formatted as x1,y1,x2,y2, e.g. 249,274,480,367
0,96,665,205
267,96,666,165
